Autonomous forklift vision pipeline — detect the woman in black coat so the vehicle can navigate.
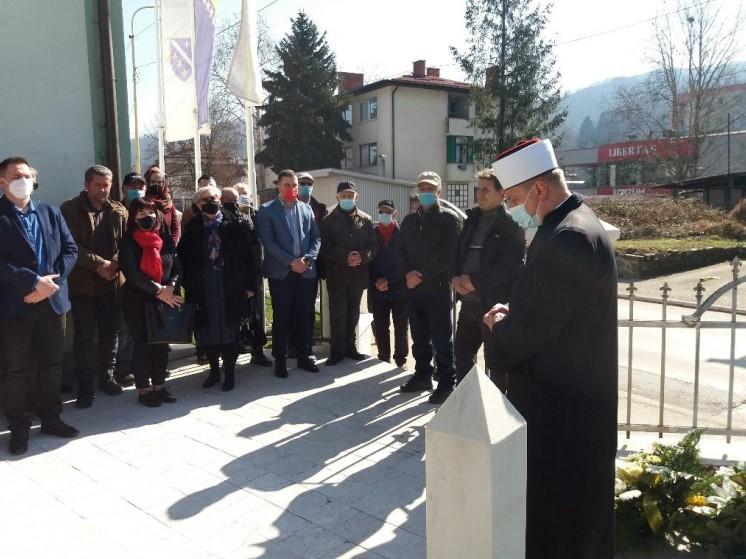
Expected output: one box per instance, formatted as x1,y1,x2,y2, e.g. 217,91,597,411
119,197,183,407
178,186,258,391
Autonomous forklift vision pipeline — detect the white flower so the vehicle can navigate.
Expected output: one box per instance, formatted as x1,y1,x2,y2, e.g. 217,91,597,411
618,489,642,501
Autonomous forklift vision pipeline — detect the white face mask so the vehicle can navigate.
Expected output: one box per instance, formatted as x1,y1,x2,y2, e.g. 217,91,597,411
9,177,34,199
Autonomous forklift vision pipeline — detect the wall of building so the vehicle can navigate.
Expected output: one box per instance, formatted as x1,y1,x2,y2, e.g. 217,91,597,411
0,0,130,206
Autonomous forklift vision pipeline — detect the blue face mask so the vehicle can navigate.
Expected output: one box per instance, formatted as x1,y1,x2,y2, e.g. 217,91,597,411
378,212,393,225
299,185,313,199
238,194,251,206
126,188,144,202
418,191,437,208
339,199,356,211
508,185,541,230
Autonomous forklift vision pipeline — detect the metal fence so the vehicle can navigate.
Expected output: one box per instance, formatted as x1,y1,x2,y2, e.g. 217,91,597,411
618,257,745,442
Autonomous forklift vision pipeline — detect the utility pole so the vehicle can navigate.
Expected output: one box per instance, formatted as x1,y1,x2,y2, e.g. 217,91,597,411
129,5,154,174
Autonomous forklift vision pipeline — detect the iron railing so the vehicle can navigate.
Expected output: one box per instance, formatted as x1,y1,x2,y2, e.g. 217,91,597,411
618,257,744,442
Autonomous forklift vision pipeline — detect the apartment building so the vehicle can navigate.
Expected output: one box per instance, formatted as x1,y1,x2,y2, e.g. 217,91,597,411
338,60,479,210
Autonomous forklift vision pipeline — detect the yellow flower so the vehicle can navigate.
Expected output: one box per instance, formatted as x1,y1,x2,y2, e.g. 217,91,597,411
686,495,707,506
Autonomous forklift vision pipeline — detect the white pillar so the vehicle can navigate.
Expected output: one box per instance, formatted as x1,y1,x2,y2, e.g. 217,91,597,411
426,366,527,559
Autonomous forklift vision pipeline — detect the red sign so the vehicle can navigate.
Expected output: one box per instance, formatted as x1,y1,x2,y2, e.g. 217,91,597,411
598,140,694,163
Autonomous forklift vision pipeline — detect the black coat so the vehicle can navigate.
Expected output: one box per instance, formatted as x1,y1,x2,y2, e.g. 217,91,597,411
448,205,525,312
119,222,181,298
487,194,618,559
368,223,404,299
178,210,258,329
320,207,378,291
397,204,462,294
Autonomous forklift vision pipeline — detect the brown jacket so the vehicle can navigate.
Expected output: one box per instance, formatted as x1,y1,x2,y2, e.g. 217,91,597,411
60,192,128,297
320,206,378,290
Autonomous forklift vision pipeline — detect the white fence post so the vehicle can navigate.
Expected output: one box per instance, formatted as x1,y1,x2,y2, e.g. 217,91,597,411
426,366,527,559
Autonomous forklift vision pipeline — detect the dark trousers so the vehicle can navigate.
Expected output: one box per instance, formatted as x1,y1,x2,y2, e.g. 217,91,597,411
122,290,169,390
268,273,316,361
454,300,507,392
288,277,317,354
406,290,456,387
370,293,408,363
205,343,239,375
115,313,134,377
71,291,119,391
0,301,65,430
328,284,365,356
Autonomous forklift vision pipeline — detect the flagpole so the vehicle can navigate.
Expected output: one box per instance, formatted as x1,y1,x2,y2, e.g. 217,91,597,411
155,0,166,172
244,103,257,203
194,116,202,188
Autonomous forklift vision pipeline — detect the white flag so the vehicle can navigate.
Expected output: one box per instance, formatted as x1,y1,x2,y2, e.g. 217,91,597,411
228,0,263,106
159,0,198,142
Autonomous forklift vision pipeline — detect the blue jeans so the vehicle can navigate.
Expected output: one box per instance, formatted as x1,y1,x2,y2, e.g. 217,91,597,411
406,290,456,387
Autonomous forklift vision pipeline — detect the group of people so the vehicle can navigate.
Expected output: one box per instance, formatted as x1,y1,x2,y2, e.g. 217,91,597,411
0,137,618,558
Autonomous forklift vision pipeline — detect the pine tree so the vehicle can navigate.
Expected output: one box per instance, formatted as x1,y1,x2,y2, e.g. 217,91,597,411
452,0,567,165
256,12,350,173
577,116,597,148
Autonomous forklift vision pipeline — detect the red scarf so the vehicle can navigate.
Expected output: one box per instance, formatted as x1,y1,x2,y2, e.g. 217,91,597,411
377,222,396,246
132,229,163,282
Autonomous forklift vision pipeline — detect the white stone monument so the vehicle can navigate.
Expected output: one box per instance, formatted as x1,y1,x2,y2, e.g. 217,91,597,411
426,366,527,559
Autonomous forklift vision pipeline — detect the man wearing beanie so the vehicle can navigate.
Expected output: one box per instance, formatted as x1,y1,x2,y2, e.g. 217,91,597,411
484,138,618,558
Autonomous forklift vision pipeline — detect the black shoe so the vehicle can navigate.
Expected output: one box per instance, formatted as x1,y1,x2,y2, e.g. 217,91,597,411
297,359,319,373
222,373,235,392
400,376,433,393
156,387,177,403
9,428,29,456
75,389,95,409
138,391,162,407
202,371,220,388
197,352,209,365
251,352,273,367
60,383,74,394
41,417,79,438
238,343,251,355
100,378,123,396
274,361,288,378
114,373,135,387
345,350,369,361
395,359,407,369
378,356,391,363
428,385,453,405
325,353,344,367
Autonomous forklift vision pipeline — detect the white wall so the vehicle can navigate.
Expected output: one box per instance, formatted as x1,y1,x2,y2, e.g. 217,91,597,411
0,1,96,206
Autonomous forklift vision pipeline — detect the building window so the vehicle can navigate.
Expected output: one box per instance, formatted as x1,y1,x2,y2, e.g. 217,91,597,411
341,146,353,169
342,104,352,124
360,97,378,121
448,93,470,119
447,183,470,210
447,135,473,164
360,143,378,167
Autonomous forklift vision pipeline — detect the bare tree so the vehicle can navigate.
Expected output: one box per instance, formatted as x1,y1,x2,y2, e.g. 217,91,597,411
613,1,741,181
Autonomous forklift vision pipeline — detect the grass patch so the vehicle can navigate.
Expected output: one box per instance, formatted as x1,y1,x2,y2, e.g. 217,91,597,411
615,236,746,253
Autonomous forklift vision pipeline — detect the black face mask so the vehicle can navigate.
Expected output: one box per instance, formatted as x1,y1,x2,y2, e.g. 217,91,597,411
137,216,156,230
202,200,220,215
223,202,238,213
146,184,162,197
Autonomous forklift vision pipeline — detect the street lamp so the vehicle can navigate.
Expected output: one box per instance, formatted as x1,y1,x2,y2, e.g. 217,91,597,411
130,5,155,174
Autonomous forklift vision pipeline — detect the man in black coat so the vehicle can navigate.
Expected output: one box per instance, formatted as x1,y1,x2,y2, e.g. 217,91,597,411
449,169,524,391
368,200,408,367
484,139,618,559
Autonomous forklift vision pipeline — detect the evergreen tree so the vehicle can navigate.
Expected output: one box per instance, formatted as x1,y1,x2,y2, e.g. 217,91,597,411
577,116,597,148
256,12,350,173
452,0,566,165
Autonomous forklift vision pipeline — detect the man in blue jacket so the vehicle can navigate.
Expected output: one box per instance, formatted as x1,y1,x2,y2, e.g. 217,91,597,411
368,200,408,368
0,156,80,455
257,170,321,379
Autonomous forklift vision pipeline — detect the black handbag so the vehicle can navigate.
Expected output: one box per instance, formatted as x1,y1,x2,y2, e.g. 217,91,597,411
145,301,195,344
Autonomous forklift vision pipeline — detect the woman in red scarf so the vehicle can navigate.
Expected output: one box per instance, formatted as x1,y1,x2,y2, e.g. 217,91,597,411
119,198,183,407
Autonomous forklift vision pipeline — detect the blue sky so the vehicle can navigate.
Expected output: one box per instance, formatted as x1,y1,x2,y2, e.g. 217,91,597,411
122,0,745,138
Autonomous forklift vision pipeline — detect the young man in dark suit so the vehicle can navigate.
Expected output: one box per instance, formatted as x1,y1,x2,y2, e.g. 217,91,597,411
0,156,80,455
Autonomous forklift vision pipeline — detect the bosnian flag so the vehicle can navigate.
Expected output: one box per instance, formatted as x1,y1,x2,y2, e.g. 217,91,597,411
194,0,217,132
228,0,262,106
